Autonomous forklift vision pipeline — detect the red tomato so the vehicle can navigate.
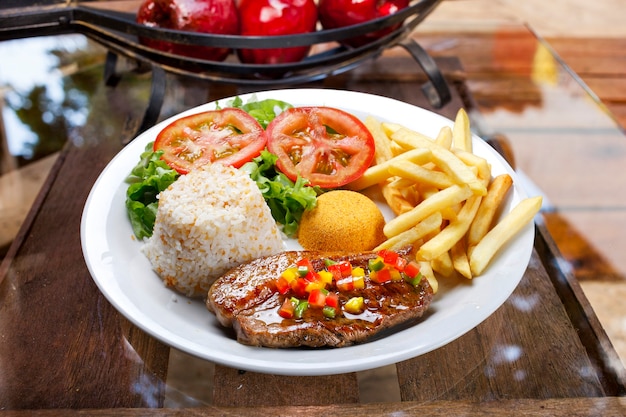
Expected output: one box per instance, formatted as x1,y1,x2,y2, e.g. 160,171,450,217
318,0,409,47
154,108,266,174
136,0,239,61
237,0,318,64
266,107,375,188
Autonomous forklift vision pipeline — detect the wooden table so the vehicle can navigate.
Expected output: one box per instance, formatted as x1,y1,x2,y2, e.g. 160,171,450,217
1,7,626,416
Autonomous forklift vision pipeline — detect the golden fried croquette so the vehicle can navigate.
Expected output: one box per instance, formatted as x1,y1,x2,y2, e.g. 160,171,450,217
298,190,386,252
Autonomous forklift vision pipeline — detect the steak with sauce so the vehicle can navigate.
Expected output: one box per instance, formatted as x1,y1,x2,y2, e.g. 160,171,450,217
206,250,434,348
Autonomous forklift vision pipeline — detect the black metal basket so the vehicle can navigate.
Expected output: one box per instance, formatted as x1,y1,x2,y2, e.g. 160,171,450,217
1,0,450,132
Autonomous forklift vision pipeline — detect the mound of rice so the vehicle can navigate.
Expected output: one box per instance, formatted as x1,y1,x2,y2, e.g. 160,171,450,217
142,163,284,297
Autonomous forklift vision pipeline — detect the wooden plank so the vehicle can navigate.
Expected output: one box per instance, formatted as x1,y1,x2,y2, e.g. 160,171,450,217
534,223,626,395
416,29,539,77
0,134,170,408
545,38,626,77
212,366,359,407
0,69,219,409
542,211,624,282
415,33,626,133
557,56,626,77
330,54,467,83
606,103,626,131
1,397,625,416
396,249,607,401
584,78,626,103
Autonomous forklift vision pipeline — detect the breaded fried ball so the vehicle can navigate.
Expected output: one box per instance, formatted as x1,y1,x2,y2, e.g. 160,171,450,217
298,190,386,252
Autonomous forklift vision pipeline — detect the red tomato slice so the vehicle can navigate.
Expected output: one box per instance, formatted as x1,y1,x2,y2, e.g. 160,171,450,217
266,106,375,188
154,108,266,174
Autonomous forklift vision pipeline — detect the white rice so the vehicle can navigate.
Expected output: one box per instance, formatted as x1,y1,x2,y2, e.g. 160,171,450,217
142,163,284,297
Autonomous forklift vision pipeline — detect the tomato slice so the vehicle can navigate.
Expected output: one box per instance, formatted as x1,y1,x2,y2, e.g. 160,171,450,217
154,108,266,174
266,106,375,188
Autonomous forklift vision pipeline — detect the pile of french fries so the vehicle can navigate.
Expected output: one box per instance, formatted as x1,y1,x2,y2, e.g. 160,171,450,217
349,109,542,293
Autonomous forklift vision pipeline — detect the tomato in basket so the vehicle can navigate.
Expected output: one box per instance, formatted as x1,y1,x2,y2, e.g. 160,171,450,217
318,0,409,47
266,106,376,189
154,108,267,174
237,0,318,64
136,0,239,62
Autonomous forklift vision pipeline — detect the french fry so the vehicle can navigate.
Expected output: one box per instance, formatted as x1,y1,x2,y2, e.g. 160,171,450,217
467,174,513,250
388,160,455,189
374,212,443,251
347,148,431,191
392,127,438,151
387,177,419,205
415,184,440,200
382,179,414,215
365,116,394,164
388,177,414,189
358,109,537,281
431,250,455,278
383,184,473,238
440,206,459,222
452,108,472,152
469,196,543,276
416,195,482,261
390,141,407,156
430,148,487,196
382,122,408,137
392,127,485,195
451,239,472,279
435,126,453,149
418,261,438,294
452,148,491,188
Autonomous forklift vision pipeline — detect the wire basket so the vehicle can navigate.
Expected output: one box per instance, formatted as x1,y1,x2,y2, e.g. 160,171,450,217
0,0,451,132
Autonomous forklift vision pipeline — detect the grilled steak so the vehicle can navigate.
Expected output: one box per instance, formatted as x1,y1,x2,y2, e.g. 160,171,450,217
206,250,433,348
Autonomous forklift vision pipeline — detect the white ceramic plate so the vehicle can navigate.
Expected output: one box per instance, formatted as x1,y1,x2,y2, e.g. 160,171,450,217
81,88,534,376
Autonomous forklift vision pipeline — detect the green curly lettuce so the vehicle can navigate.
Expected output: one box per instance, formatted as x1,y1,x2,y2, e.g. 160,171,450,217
125,142,179,239
241,150,319,237
222,95,293,128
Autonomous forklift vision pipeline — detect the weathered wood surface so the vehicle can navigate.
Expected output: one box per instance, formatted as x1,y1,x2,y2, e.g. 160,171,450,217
0,397,625,417
0,37,623,413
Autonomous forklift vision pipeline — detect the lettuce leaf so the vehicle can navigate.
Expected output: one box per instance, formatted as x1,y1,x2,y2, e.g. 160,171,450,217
125,143,179,239
241,150,319,237
225,95,293,128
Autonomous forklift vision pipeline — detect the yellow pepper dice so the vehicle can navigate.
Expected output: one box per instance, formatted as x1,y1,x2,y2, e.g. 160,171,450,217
353,275,365,289
390,268,403,281
318,270,334,285
352,267,365,277
281,267,299,283
345,296,365,314
351,267,365,289
305,281,326,293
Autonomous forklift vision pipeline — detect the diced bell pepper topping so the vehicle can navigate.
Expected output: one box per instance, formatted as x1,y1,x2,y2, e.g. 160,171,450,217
308,288,327,308
322,305,337,319
294,300,309,319
278,298,297,319
368,256,385,272
345,297,365,314
275,250,420,320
